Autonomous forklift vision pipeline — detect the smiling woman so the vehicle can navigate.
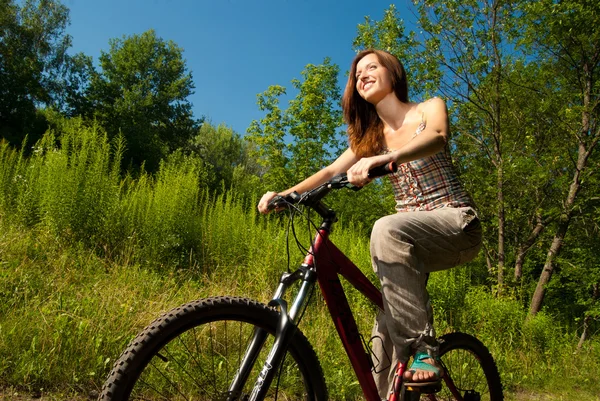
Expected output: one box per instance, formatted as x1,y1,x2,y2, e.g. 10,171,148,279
344,50,409,158
354,52,407,103
257,48,481,400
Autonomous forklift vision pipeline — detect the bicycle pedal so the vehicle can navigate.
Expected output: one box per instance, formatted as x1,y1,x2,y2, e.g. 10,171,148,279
405,381,442,394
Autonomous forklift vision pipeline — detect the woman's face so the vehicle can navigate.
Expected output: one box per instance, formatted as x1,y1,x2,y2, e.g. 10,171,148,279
354,53,393,105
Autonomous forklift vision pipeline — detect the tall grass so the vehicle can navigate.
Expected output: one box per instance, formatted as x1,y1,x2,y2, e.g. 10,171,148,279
0,122,599,399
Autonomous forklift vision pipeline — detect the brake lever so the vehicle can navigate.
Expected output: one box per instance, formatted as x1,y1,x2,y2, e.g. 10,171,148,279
328,174,350,189
267,192,301,211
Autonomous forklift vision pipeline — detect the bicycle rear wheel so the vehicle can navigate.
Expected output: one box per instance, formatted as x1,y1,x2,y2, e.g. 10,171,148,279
428,332,503,401
100,296,327,401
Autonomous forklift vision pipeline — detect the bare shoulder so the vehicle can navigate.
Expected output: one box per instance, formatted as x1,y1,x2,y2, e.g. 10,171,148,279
417,97,448,124
419,97,447,113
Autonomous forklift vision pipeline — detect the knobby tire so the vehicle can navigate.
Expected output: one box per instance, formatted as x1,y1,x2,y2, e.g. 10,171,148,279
100,296,328,401
429,332,503,401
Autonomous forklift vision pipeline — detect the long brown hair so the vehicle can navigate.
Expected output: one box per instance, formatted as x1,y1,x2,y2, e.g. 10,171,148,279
342,49,408,158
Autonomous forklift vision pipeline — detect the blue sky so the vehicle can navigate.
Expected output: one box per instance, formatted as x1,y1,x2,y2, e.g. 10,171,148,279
64,0,416,136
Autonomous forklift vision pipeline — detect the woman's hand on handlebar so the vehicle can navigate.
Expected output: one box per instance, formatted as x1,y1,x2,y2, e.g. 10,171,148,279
347,155,394,187
258,191,279,214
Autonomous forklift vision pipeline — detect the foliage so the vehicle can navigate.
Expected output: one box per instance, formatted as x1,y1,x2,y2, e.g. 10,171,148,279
1,1,201,172
0,119,599,398
354,1,600,326
0,119,196,267
1,0,600,398
54,52,95,117
0,0,74,147
189,121,262,196
545,207,600,333
516,0,600,317
85,29,201,171
246,84,290,188
1,180,599,398
286,60,344,180
246,58,344,189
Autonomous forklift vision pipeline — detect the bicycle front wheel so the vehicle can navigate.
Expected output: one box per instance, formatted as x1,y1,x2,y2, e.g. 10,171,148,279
432,332,503,401
100,296,328,401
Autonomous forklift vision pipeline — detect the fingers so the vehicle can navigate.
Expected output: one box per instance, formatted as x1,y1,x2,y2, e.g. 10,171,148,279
257,191,278,214
347,158,375,187
347,171,371,187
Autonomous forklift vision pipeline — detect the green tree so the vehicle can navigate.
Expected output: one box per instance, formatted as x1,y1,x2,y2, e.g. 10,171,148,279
356,1,600,322
546,204,600,345
413,0,526,294
247,58,344,188
189,121,261,195
448,59,570,286
86,29,200,171
286,60,344,180
519,0,600,317
355,2,573,294
246,85,291,188
0,0,73,146
54,52,95,118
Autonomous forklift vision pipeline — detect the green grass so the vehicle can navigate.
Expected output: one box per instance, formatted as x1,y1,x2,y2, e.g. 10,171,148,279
1,122,599,399
2,216,599,400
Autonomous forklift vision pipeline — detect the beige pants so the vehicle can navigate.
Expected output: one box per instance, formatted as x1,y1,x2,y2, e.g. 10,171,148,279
369,206,482,400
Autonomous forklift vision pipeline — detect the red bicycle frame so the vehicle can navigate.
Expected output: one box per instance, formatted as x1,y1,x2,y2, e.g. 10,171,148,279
306,225,463,401
305,226,398,401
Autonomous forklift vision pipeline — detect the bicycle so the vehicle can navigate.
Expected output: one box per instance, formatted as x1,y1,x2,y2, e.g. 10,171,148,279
100,163,503,401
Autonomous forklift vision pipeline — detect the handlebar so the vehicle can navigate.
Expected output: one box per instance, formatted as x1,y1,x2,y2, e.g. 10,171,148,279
267,162,397,222
367,161,397,179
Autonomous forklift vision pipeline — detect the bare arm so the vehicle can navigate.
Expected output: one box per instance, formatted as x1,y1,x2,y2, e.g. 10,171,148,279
257,147,359,214
389,97,449,164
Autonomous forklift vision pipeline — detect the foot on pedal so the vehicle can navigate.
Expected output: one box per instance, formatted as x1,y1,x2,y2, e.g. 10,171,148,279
403,352,443,394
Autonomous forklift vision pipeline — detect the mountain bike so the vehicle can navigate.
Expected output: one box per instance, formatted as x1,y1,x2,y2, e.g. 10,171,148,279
99,163,503,401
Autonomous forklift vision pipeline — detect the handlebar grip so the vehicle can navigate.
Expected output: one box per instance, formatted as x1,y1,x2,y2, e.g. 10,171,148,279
266,195,285,212
267,192,301,211
367,162,398,178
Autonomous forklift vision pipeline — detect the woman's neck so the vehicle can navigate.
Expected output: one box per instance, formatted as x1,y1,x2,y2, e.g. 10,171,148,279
375,95,414,131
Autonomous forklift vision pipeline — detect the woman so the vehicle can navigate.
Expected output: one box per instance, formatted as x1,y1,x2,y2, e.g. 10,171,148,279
258,49,481,399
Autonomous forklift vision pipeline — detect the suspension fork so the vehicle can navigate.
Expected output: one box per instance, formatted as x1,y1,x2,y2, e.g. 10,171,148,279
227,265,317,400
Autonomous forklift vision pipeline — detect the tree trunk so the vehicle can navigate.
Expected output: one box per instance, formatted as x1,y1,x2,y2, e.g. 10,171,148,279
490,1,504,296
528,145,593,317
529,64,597,317
497,165,505,294
577,283,599,350
514,214,546,281
577,315,591,350
528,218,570,317
484,243,494,275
